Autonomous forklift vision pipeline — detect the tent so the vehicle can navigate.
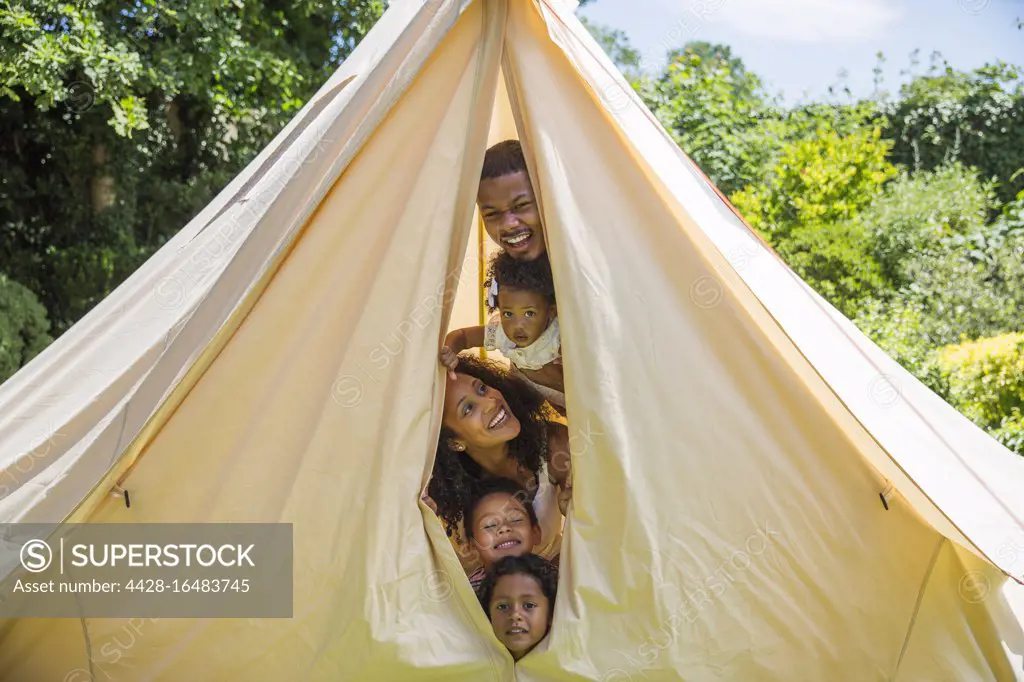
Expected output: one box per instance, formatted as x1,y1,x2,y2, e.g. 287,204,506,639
1,0,1023,678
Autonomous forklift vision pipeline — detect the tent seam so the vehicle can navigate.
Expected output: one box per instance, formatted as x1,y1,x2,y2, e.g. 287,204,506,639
892,536,946,679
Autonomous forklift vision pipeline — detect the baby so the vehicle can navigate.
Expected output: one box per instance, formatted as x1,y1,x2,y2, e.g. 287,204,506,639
477,554,559,661
440,251,565,415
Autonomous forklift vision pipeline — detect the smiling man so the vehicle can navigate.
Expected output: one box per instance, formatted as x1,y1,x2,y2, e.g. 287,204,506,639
478,140,547,262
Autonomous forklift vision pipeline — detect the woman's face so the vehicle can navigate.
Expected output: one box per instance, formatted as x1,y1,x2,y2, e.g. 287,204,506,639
443,373,521,450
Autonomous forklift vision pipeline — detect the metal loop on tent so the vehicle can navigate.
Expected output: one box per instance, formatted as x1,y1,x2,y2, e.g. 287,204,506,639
879,482,895,511
110,485,131,509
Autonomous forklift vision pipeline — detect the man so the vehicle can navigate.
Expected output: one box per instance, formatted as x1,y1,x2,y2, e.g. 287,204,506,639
477,140,547,262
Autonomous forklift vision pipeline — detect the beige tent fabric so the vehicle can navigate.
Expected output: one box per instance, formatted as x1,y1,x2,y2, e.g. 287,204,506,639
2,0,1024,680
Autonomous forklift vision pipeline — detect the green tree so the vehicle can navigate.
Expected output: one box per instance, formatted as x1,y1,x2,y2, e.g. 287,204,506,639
640,42,785,196
0,0,383,334
882,61,1024,205
579,17,641,80
0,274,52,383
729,126,896,314
857,163,996,285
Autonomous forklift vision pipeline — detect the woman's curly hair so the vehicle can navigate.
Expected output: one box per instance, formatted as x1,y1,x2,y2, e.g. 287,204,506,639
428,355,549,537
485,251,556,313
477,554,559,619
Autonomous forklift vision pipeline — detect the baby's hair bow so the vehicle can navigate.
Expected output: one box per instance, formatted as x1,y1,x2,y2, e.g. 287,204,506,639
487,278,499,309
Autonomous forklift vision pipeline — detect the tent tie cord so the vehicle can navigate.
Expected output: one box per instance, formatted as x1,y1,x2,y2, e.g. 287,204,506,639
879,482,895,511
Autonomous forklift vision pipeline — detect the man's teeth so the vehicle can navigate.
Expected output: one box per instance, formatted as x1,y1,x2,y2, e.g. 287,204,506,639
505,232,531,245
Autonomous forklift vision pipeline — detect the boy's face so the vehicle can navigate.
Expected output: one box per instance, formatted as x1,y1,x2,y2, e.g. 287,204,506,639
488,573,551,660
470,492,541,569
478,171,546,261
497,288,556,348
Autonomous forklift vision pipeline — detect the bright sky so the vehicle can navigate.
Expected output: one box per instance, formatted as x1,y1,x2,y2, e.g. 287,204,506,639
579,0,1024,105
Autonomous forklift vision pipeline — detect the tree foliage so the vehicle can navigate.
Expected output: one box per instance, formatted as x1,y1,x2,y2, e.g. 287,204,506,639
641,42,784,196
0,274,52,383
0,0,383,333
882,62,1024,204
939,333,1024,453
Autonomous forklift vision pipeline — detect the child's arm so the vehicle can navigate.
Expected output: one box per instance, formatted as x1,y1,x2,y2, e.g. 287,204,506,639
546,422,573,515
439,326,486,378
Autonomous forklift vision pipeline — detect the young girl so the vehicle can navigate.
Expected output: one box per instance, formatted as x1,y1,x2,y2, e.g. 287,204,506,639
439,251,566,415
462,477,544,594
477,554,559,661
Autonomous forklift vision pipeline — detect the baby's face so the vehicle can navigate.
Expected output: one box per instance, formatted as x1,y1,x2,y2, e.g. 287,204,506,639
488,573,551,660
498,288,555,348
471,492,541,568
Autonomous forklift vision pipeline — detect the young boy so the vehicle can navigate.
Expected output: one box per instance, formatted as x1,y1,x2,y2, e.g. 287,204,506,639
478,140,547,262
463,477,550,593
477,554,559,661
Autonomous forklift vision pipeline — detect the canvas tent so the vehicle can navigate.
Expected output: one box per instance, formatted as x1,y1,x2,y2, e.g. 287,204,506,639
1,0,1024,679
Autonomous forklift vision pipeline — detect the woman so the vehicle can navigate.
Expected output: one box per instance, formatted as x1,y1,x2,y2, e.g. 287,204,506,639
425,355,571,567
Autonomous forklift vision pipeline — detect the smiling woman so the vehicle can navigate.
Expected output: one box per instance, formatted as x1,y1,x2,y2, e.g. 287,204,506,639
426,355,570,571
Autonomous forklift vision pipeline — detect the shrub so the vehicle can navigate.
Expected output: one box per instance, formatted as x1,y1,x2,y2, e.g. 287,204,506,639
854,299,948,398
731,125,897,240
857,163,996,286
938,333,1024,427
0,274,52,384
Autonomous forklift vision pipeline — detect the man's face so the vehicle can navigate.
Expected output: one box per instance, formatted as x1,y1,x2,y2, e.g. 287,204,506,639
478,171,547,261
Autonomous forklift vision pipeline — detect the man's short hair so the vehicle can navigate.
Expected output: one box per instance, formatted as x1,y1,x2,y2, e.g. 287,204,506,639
481,139,529,181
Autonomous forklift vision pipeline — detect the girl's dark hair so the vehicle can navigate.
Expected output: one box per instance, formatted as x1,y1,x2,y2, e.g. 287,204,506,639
485,251,556,313
477,554,559,619
462,477,540,542
428,355,548,537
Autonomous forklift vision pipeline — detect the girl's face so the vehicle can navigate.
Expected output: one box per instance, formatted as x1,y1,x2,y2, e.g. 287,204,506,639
488,573,551,660
442,374,522,450
470,492,542,569
497,288,556,348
